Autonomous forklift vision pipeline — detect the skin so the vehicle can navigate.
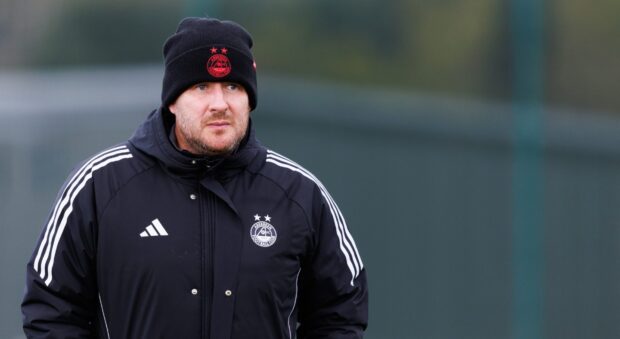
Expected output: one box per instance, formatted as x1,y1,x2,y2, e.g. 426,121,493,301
168,82,251,156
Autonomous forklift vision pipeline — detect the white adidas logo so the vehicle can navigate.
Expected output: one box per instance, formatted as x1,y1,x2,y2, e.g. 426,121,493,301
139,218,169,237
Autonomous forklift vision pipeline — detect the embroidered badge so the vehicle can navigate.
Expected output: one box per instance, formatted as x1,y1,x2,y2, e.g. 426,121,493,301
250,214,277,247
206,47,231,78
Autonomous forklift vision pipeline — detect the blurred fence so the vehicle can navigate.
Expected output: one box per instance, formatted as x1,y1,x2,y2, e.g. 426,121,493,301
2,65,620,338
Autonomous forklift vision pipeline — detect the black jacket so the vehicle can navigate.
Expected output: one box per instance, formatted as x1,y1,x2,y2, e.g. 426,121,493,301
22,108,368,339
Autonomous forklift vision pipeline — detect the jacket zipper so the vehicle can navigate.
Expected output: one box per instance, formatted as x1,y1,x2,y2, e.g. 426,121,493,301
201,186,216,338
199,185,206,338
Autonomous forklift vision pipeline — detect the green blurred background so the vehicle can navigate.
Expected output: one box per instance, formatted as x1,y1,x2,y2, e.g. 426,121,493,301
1,0,619,338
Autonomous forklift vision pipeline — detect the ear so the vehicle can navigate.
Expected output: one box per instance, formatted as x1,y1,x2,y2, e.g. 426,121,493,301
168,103,177,115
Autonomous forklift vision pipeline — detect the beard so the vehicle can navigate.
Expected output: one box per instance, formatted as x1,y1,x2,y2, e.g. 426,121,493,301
176,114,244,156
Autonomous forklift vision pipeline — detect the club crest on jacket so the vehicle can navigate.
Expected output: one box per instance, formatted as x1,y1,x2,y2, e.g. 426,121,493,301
250,214,277,247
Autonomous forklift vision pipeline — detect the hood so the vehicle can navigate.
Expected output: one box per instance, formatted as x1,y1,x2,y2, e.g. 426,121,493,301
129,107,263,180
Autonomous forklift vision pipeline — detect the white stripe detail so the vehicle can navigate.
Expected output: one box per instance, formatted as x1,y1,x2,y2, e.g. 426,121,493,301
44,153,133,286
266,156,359,283
266,153,363,274
288,268,302,339
99,293,111,339
152,218,168,236
34,145,128,274
139,231,149,238
267,151,363,270
33,147,132,286
146,225,158,236
266,150,363,285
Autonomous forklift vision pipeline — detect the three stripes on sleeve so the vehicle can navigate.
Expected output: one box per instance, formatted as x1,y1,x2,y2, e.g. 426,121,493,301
266,150,364,286
33,145,133,286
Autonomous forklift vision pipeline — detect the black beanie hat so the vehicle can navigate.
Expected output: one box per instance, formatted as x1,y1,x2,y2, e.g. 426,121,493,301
161,17,257,110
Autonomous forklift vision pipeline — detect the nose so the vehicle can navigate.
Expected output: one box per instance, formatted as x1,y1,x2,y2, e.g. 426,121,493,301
209,84,228,112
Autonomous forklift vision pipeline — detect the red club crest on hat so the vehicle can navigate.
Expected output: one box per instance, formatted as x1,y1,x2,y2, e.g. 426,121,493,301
206,47,231,78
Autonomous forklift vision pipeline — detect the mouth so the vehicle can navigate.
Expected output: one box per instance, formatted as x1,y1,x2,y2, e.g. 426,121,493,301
206,120,230,127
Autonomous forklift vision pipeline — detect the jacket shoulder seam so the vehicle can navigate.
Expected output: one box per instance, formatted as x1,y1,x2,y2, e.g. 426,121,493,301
252,169,314,234
98,163,158,220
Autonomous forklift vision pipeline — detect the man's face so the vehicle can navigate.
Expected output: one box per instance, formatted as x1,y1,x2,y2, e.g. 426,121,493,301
169,82,250,156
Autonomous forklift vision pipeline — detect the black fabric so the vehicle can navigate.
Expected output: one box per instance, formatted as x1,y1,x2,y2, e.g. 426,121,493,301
161,17,258,110
22,107,368,338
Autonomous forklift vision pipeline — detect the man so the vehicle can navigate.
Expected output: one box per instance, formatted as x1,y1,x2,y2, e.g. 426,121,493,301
21,17,368,338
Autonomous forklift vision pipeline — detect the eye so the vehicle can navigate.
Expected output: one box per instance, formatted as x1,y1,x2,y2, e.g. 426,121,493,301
195,83,208,90
226,83,246,92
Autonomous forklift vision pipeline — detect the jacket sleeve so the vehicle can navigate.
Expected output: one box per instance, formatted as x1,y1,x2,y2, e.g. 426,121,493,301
21,167,98,338
297,186,368,339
